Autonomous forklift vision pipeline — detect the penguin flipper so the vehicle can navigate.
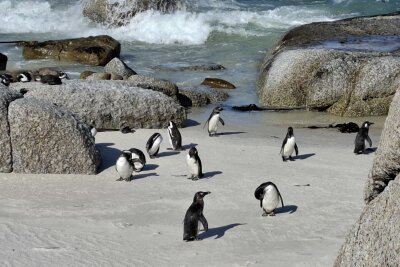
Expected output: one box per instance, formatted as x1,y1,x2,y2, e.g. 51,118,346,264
366,135,372,147
219,117,225,126
275,186,284,207
197,156,203,178
294,143,299,156
199,214,208,231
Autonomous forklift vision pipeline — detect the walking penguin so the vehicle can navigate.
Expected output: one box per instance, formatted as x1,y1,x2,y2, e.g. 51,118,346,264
280,127,298,161
204,107,225,137
354,121,374,154
254,182,284,216
183,191,211,241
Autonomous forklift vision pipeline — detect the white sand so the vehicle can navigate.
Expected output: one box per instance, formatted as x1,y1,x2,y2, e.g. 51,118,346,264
0,117,380,266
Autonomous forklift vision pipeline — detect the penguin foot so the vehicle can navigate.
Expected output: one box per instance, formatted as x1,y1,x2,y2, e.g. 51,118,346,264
125,177,132,182
289,156,294,161
282,156,287,162
116,177,123,181
269,212,276,216
192,177,199,181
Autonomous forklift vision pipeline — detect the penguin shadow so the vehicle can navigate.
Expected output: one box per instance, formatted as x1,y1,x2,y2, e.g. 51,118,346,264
96,143,121,172
365,147,377,154
166,143,198,151
182,119,201,128
143,164,159,171
202,171,223,179
293,153,316,160
274,205,298,215
217,131,247,136
133,172,159,180
198,223,245,240
157,151,180,157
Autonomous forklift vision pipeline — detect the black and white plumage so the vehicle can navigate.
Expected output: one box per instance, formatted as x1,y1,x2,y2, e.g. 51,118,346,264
115,150,143,181
167,121,182,150
254,182,284,216
354,121,374,154
146,133,163,159
58,71,69,80
128,148,146,172
17,72,32,82
205,107,225,137
186,147,203,180
0,74,11,86
183,191,211,242
35,74,62,85
280,127,298,162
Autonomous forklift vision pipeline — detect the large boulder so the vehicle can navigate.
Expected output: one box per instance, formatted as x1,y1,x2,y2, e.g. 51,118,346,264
104,57,136,78
8,98,101,174
0,88,22,172
82,0,180,26
21,35,121,66
257,12,400,117
127,75,178,98
178,86,229,107
10,80,186,129
0,53,7,71
334,88,400,266
364,89,400,203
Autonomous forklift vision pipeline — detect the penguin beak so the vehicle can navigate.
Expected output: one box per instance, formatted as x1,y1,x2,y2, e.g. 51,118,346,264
368,122,374,126
204,191,211,196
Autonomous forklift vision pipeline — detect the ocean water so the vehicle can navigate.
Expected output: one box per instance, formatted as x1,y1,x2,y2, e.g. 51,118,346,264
0,0,399,126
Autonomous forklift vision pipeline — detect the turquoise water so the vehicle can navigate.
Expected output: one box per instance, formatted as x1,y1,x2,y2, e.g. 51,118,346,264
0,0,398,125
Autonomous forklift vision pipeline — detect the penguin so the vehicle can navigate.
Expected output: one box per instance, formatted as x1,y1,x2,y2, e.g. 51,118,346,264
1,73,14,82
186,147,203,180
205,107,225,136
146,133,163,159
354,121,374,154
183,191,211,241
167,121,182,150
254,182,284,216
0,74,10,86
35,74,62,85
128,148,146,172
115,150,143,181
16,72,32,82
58,71,69,80
89,121,97,138
280,127,298,161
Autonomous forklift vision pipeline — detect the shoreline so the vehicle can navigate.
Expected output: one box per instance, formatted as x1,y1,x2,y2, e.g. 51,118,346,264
0,116,380,266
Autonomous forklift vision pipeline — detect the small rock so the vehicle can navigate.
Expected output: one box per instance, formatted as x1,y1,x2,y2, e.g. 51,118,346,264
201,78,236,89
0,53,8,71
104,57,136,78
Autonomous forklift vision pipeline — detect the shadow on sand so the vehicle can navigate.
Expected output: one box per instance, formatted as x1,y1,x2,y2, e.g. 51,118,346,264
365,147,377,154
182,119,201,128
275,205,298,215
96,143,121,173
202,171,222,179
217,131,247,136
133,172,159,180
157,151,180,157
293,153,316,160
143,164,158,171
198,223,245,240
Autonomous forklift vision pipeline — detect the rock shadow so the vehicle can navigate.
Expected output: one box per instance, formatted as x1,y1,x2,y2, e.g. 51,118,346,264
275,205,298,215
198,223,245,240
96,143,121,173
293,153,316,160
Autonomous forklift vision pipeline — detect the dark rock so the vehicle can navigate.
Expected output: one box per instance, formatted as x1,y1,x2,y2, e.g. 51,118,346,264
201,78,236,89
21,35,121,66
154,63,225,72
120,126,136,134
10,80,186,129
335,122,360,133
104,57,136,78
0,88,23,172
82,0,180,26
232,104,265,112
178,86,229,107
0,53,7,71
8,98,101,174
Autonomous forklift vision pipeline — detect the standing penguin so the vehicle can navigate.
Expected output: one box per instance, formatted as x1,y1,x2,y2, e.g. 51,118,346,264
186,147,203,180
254,182,284,216
183,191,211,241
17,72,32,82
205,107,225,137
115,150,143,181
146,133,163,159
167,121,182,150
280,127,298,161
354,121,374,154
129,148,146,172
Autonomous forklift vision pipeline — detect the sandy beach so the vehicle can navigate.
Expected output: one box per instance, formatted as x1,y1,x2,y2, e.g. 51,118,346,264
0,113,382,266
